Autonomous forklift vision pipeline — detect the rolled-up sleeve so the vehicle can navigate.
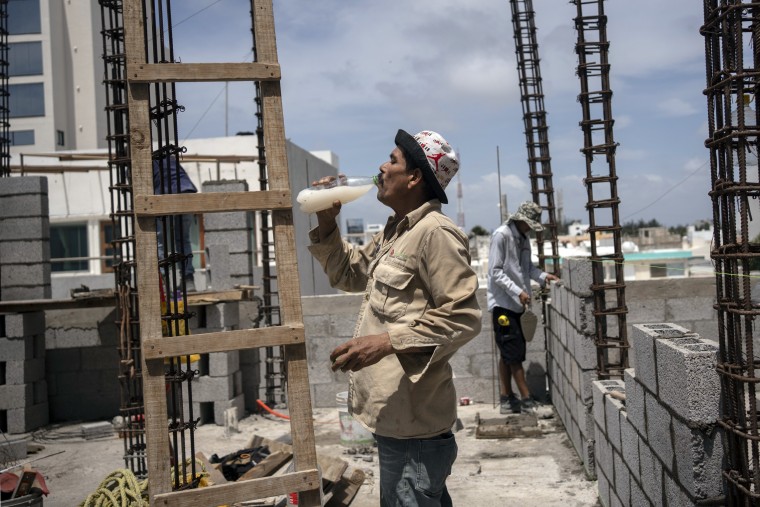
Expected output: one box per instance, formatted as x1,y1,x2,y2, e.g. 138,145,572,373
307,226,377,293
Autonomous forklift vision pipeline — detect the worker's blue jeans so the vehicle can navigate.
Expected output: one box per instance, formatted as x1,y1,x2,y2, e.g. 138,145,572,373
375,431,457,507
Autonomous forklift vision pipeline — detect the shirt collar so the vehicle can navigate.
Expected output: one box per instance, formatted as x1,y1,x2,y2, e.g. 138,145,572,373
384,199,441,235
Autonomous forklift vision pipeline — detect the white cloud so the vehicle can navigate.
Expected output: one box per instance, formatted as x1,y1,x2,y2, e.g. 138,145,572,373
658,97,699,117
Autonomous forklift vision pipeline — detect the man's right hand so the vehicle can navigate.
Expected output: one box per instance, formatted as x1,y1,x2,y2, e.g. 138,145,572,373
519,291,531,307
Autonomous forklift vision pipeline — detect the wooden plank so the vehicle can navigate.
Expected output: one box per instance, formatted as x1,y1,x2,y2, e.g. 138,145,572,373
129,62,281,83
123,0,172,500
195,452,227,486
153,469,320,507
317,454,349,486
134,189,292,216
237,450,291,480
325,466,366,507
143,325,305,359
253,1,319,504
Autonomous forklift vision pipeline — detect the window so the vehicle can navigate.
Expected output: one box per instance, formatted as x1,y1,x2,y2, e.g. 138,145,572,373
8,0,41,35
100,221,114,273
649,264,667,278
10,129,34,146
51,223,88,272
9,83,44,118
9,42,42,76
56,130,64,146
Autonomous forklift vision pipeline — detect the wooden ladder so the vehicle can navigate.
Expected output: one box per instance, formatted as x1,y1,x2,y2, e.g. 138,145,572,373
122,1,322,505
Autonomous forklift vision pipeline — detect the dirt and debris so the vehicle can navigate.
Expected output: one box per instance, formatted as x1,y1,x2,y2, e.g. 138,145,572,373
4,402,600,506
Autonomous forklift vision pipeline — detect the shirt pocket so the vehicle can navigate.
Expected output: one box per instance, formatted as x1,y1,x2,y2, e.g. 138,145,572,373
369,262,414,321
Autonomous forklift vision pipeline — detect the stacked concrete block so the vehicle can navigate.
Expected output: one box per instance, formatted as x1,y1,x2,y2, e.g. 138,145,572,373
593,323,725,506
0,177,51,301
202,180,254,287
1,312,49,433
546,262,599,479
182,299,247,425
301,294,361,408
44,307,120,422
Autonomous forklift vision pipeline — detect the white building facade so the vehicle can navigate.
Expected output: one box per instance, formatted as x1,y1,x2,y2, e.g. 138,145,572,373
8,0,106,153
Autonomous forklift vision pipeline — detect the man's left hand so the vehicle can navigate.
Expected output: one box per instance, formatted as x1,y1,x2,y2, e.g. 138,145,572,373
546,273,560,282
330,333,394,372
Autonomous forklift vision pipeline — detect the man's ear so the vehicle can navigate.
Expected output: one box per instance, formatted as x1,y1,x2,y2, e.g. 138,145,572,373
407,168,424,189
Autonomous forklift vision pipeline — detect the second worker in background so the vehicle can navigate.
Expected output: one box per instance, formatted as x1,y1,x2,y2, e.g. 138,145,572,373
487,201,559,414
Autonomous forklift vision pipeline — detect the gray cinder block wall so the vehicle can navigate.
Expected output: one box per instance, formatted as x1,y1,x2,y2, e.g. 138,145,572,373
0,177,51,433
301,288,548,409
545,257,724,504
592,324,723,506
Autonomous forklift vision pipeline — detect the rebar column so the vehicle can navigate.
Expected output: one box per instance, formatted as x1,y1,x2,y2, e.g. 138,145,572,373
702,2,760,503
99,0,147,478
251,1,286,408
0,0,8,178
100,0,199,487
572,0,628,379
509,0,560,276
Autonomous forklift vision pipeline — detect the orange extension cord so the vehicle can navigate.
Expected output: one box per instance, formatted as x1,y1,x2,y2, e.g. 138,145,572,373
256,399,290,420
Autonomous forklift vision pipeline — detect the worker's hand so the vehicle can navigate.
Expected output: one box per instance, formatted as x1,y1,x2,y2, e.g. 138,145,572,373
546,273,560,283
312,174,343,240
519,291,531,307
330,333,394,373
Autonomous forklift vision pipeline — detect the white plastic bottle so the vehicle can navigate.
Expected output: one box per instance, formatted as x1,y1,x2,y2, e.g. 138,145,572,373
296,175,378,213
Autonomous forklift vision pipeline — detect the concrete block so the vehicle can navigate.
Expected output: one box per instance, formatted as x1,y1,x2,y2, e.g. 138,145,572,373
672,418,724,499
6,402,48,434
209,351,240,377
193,373,236,402
227,252,254,277
664,471,695,507
656,337,719,425
631,323,693,396
621,412,641,481
33,380,47,404
604,385,625,453
0,176,47,196
205,303,239,330
5,357,45,384
0,216,49,241
0,383,33,409
574,330,598,370
204,244,232,290
50,325,102,348
565,257,594,297
204,230,252,254
0,285,51,301
202,179,248,194
646,394,674,471
629,477,651,507
597,464,611,507
689,318,719,342
666,296,716,323
81,347,119,371
595,428,614,483
624,369,646,437
580,369,598,404
639,442,664,506
45,348,81,372
0,194,48,218
613,449,630,507
213,392,245,425
609,491,624,507
0,238,50,264
0,336,34,361
592,381,609,434
581,438,596,479
1,263,50,287
576,295,595,334
203,210,251,232
4,312,46,339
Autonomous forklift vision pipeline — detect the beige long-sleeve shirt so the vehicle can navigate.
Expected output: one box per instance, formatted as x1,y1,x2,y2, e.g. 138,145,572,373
308,200,482,438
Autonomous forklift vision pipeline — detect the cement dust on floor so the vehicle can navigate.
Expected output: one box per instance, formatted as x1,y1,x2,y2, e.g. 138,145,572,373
15,402,599,506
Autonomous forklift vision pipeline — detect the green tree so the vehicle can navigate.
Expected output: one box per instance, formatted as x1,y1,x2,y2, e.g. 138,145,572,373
469,225,490,237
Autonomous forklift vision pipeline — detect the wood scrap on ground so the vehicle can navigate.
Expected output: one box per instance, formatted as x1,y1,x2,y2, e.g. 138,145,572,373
203,434,366,506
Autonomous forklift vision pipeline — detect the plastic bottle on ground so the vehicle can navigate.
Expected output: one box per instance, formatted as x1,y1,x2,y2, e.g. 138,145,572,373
296,175,377,213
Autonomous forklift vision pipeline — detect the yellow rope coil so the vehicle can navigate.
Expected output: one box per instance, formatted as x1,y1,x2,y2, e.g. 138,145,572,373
79,469,148,507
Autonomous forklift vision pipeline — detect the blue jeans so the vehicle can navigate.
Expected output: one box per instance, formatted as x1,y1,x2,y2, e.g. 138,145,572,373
375,431,457,507
156,214,194,280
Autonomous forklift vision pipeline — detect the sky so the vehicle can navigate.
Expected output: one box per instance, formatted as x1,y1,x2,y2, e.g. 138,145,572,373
170,0,711,233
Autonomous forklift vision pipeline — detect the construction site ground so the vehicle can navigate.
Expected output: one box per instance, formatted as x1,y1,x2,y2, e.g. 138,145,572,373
18,401,600,506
